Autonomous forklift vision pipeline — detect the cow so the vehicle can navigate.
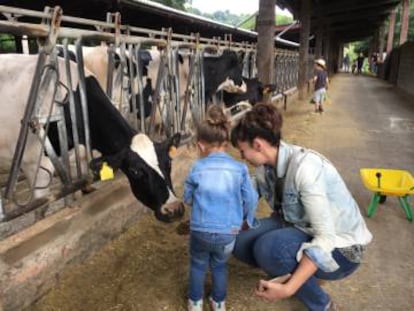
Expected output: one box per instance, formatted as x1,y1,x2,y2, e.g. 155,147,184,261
57,45,188,129
0,54,184,222
222,77,277,112
202,49,246,104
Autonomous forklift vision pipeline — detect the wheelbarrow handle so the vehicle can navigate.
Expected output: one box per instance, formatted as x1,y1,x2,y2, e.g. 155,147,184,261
375,172,382,188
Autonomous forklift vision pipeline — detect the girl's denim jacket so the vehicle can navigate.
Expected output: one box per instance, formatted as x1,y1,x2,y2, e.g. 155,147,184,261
184,151,258,235
255,141,372,272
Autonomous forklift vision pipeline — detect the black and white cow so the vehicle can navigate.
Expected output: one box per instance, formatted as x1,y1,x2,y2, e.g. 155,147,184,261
203,49,246,104
0,54,184,222
202,51,277,118
222,77,277,109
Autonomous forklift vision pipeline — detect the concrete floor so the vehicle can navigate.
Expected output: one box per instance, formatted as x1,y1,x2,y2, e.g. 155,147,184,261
282,73,414,310
30,73,414,311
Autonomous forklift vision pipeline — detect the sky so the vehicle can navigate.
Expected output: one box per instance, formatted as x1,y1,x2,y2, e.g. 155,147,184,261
190,0,292,16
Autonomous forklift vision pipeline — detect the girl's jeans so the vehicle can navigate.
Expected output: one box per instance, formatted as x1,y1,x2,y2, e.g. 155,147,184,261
233,216,360,311
189,231,236,303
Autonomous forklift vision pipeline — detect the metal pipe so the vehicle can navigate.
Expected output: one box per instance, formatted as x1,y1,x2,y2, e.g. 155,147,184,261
75,39,92,165
63,39,82,179
3,51,48,200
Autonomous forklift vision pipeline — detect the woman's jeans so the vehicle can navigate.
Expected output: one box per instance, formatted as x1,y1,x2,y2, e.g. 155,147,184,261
189,231,236,303
233,216,360,311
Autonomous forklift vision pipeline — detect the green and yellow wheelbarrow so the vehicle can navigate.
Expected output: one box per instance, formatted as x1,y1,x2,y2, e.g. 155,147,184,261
360,168,414,222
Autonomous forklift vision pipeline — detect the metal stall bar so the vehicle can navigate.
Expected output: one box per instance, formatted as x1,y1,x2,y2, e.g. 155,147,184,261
74,38,92,165
62,39,82,180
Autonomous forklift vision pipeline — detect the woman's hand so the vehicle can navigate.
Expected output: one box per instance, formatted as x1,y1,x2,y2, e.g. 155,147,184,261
255,280,294,302
255,254,318,302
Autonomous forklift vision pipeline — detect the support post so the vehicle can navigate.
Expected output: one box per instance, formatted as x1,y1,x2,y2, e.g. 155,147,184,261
378,24,386,62
257,0,276,102
399,0,410,45
386,9,396,54
315,22,323,59
298,0,311,100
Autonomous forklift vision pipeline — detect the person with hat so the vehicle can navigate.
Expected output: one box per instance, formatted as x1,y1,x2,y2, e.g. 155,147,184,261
313,59,329,113
230,103,373,311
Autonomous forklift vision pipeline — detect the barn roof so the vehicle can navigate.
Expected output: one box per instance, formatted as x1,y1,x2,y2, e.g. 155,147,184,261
276,0,402,43
1,0,404,46
0,0,258,43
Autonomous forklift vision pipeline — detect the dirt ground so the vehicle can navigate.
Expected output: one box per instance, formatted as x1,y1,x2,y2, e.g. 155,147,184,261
30,73,414,311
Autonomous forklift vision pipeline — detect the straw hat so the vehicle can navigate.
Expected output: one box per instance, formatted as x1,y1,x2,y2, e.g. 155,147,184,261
315,58,326,69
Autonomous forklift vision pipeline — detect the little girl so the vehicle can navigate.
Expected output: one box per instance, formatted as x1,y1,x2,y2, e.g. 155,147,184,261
184,105,258,311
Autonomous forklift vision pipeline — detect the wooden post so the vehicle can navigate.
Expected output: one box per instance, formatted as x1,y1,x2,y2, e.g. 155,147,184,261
298,0,311,100
315,21,323,58
338,43,344,72
378,25,386,62
323,31,330,71
257,0,275,101
386,9,396,54
399,0,410,45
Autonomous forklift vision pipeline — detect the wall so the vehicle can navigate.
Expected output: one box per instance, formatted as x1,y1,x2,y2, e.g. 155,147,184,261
382,42,414,98
396,42,414,96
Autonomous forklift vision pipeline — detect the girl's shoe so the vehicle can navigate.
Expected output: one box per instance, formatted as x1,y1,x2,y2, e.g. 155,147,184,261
188,299,203,311
209,297,226,311
325,299,339,311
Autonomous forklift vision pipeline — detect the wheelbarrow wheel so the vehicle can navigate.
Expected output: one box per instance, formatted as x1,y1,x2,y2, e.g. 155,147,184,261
379,195,387,204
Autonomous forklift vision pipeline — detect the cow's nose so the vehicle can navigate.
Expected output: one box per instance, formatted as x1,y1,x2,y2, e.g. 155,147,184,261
154,201,185,222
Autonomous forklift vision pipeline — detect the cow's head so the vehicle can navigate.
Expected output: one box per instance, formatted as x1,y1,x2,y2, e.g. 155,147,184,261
203,49,245,102
90,133,184,222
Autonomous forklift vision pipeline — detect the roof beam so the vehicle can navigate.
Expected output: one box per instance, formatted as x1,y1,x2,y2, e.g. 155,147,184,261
315,0,401,15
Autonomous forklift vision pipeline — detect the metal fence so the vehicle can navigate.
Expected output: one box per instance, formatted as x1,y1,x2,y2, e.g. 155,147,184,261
0,4,313,233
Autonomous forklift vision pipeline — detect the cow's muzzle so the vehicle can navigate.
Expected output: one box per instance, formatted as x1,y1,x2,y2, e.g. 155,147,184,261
154,201,185,222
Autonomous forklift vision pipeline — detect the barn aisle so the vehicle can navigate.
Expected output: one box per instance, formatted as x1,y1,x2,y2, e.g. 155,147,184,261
31,73,414,311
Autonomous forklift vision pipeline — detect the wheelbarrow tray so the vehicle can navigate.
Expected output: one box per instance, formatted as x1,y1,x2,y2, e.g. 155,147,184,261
360,168,414,196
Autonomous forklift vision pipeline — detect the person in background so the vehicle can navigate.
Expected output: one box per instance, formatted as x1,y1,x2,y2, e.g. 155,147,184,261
370,52,378,74
184,105,258,311
351,59,357,74
313,59,329,113
230,103,373,311
357,53,364,75
343,53,350,72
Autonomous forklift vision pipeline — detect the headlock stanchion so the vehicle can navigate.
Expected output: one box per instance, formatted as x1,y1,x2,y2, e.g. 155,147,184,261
0,4,312,225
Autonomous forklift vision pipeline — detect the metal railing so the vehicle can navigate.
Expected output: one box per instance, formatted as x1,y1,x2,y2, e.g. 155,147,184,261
0,4,312,226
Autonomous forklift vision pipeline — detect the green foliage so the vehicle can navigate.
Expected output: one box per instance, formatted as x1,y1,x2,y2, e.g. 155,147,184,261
186,7,251,27
0,33,16,52
158,0,293,30
276,15,293,26
186,8,293,30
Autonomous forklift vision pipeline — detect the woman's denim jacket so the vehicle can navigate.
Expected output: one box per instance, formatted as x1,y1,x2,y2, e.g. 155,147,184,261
184,151,258,235
255,141,372,272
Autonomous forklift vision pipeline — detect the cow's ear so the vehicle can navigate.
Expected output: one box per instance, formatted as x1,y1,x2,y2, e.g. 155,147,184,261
263,84,277,95
89,148,127,174
167,133,181,157
105,148,128,169
169,133,181,148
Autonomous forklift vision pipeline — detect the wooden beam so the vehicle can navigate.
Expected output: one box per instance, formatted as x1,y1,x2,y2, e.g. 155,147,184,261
298,0,311,100
315,0,400,16
257,0,275,88
399,0,410,45
386,9,396,53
